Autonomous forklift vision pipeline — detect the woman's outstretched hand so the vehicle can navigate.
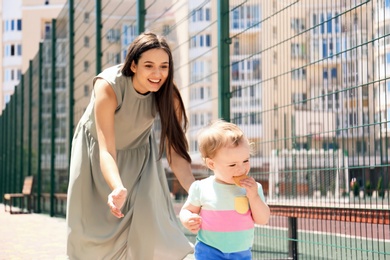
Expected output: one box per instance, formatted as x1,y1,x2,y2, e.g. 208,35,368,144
107,187,127,218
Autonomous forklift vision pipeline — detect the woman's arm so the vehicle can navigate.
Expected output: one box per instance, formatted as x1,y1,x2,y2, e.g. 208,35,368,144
166,95,195,192
94,79,127,218
168,147,195,192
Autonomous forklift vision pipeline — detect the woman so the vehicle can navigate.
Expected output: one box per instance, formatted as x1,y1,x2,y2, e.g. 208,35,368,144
66,32,195,259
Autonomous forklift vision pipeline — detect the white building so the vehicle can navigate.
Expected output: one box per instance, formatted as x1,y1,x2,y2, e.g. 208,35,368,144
0,0,66,114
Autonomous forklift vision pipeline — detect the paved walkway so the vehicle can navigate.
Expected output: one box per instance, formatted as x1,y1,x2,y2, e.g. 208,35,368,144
0,206,68,260
0,204,194,260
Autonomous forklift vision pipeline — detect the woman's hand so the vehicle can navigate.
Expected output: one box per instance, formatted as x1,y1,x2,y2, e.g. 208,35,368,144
107,187,127,218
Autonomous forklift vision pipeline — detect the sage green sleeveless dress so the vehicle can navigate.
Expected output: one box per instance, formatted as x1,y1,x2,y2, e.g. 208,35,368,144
66,64,193,259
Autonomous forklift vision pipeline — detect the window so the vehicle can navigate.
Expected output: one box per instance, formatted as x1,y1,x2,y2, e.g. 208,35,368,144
232,39,239,55
122,24,136,46
292,92,307,109
5,95,11,104
322,142,338,150
17,44,22,56
205,35,211,47
232,62,239,81
163,25,170,35
327,13,332,33
320,14,325,34
190,36,196,48
291,18,305,32
291,43,306,59
17,19,22,31
233,113,242,124
84,12,90,23
323,69,328,80
44,22,51,39
349,112,358,126
107,52,120,65
191,10,196,22
84,85,89,97
200,87,204,99
250,112,261,124
5,69,11,81
190,61,207,83
197,9,203,21
205,8,211,21
107,29,120,43
322,39,328,57
312,14,318,34
356,140,367,155
84,61,89,72
231,5,260,29
291,68,306,80
11,20,14,31
232,9,239,29
335,12,340,33
84,36,89,47
331,68,337,79
232,86,242,98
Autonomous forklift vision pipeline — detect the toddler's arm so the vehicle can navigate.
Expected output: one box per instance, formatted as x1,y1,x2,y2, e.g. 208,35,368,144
240,176,270,225
179,202,202,234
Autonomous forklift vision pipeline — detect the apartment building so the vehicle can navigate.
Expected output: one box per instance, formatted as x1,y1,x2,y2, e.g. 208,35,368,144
0,0,66,114
185,0,388,193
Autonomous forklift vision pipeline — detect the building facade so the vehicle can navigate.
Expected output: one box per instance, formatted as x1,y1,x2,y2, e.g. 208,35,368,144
0,0,66,114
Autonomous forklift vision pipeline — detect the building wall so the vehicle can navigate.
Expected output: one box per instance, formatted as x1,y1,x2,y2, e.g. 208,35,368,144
21,2,65,72
0,0,66,114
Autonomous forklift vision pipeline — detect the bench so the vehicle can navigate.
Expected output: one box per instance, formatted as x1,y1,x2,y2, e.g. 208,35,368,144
4,176,34,214
39,192,67,215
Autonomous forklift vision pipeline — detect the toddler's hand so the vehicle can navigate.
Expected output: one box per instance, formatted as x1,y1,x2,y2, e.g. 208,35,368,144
183,213,202,234
240,176,259,200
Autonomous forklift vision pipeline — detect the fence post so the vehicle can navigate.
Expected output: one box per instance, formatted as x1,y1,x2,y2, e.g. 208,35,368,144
19,76,25,204
288,217,298,260
137,0,145,34
0,116,3,200
95,0,102,75
217,0,231,121
0,115,4,200
37,42,43,213
28,61,33,179
6,101,11,193
50,19,57,217
11,95,17,195
68,0,75,172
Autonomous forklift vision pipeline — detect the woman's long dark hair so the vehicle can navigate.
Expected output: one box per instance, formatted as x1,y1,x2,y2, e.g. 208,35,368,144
122,32,191,163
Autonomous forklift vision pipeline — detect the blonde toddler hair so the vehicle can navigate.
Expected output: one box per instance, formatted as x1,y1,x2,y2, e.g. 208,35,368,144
197,119,251,160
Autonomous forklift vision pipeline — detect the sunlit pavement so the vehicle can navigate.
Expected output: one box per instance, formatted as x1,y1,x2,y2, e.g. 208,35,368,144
0,203,194,260
0,206,67,260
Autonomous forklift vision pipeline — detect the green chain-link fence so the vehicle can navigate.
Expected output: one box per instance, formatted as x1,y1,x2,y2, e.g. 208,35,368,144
1,0,389,259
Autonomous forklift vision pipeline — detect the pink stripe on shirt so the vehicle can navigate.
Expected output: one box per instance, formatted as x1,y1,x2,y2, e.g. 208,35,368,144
200,209,254,232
